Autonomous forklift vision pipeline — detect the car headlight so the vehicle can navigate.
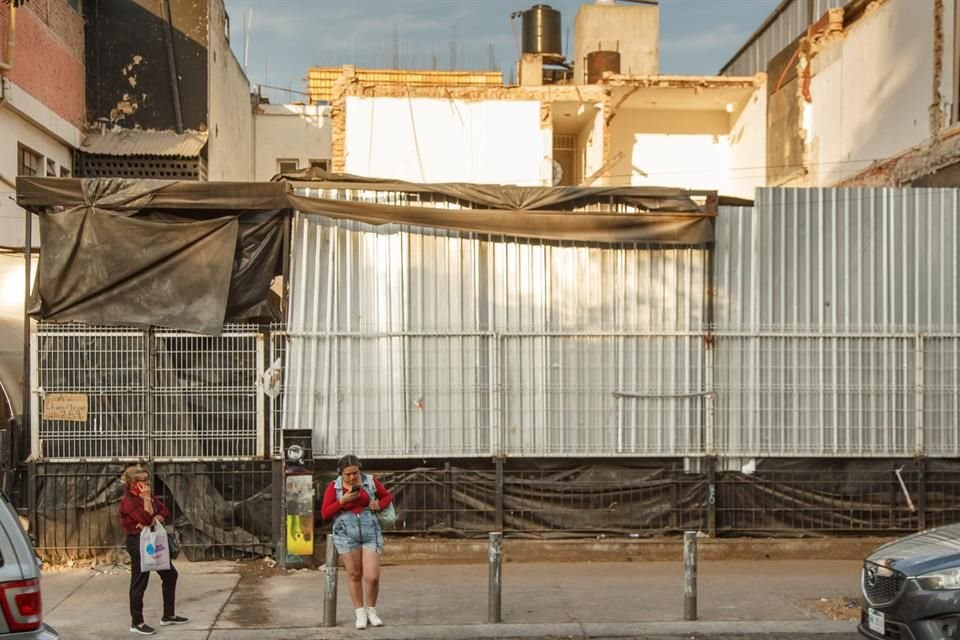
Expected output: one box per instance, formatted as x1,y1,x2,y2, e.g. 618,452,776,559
917,567,960,590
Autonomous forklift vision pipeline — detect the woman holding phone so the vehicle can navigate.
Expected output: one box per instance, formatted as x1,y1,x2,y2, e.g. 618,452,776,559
320,454,393,629
118,466,189,635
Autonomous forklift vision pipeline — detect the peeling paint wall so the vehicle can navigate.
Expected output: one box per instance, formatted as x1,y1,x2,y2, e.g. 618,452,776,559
803,0,938,185
344,96,546,185
85,0,209,131
254,104,331,181
206,0,253,180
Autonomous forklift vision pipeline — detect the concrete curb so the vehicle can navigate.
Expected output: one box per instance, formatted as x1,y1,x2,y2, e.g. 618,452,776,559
379,536,893,565
203,619,858,639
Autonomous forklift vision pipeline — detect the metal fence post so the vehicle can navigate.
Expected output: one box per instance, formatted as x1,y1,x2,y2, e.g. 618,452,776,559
145,327,155,460
683,531,697,620
488,531,502,623
323,533,338,627
444,462,454,529
272,460,285,568
917,457,927,531
706,457,717,537
914,332,925,457
494,457,504,532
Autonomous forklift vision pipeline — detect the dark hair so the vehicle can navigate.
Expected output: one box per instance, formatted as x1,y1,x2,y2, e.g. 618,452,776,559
337,454,361,474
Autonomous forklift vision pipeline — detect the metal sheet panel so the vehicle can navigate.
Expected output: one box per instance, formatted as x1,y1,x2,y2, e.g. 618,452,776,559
714,188,960,457
721,0,846,76
79,130,208,157
285,200,711,458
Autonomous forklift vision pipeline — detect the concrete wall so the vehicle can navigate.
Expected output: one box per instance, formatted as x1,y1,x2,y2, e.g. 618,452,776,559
254,104,331,181
344,97,546,185
206,0,253,181
608,109,754,197
803,0,940,185
573,3,658,84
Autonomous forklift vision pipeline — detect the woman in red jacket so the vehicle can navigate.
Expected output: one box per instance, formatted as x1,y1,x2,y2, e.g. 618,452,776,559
320,454,393,630
118,466,189,636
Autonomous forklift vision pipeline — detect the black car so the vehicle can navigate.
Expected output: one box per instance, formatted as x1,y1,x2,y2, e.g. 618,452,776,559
859,523,960,640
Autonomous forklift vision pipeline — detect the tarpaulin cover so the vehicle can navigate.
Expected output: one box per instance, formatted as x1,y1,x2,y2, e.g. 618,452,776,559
19,179,285,335
18,175,718,333
282,167,717,244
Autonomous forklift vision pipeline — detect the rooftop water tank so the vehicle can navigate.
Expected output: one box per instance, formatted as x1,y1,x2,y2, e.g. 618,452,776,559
521,5,563,61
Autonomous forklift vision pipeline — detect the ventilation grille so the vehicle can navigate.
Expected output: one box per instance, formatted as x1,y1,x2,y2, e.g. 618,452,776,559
75,153,206,181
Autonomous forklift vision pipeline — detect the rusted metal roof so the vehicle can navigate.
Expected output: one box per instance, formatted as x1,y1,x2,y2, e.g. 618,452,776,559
79,130,208,157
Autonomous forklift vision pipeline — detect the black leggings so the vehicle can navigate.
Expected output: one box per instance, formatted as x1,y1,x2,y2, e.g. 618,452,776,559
125,534,178,626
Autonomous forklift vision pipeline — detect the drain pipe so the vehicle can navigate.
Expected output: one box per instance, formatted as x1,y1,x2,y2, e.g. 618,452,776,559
160,0,184,133
0,1,15,73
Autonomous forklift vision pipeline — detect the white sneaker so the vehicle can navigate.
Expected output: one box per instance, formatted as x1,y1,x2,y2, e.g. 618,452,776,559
366,607,383,627
355,607,368,629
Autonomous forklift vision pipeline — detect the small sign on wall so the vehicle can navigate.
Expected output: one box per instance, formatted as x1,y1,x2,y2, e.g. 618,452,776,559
43,393,88,422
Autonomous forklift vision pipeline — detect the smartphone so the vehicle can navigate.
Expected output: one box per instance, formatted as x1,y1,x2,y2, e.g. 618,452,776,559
351,485,360,494
130,481,142,497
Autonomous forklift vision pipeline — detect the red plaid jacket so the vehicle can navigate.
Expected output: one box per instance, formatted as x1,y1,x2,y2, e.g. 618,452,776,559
119,491,170,535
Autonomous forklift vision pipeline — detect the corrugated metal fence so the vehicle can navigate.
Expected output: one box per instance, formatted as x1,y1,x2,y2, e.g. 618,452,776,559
281,187,960,460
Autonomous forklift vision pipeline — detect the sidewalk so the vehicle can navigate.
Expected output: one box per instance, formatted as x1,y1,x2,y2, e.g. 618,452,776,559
41,553,865,639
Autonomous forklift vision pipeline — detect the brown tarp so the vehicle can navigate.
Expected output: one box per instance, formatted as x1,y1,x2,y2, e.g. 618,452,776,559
18,175,718,333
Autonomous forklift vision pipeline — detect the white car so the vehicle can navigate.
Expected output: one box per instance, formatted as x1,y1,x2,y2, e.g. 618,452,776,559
0,491,59,639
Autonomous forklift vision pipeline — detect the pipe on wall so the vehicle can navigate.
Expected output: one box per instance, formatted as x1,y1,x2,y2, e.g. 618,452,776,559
0,2,15,73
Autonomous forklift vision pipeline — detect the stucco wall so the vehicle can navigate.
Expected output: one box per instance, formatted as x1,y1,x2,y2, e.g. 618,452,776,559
579,107,605,185
206,0,253,181
344,96,546,185
806,0,938,185
254,104,332,181
573,3,658,83
608,109,741,195
728,87,767,199
0,87,79,249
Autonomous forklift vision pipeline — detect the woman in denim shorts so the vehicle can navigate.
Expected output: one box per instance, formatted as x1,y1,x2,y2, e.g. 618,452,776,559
320,454,394,630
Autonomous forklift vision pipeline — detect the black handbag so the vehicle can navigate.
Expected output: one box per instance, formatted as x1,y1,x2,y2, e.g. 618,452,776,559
168,529,181,560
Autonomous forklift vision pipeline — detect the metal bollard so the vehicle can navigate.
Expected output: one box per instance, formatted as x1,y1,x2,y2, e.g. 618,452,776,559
488,531,502,623
323,534,338,627
683,530,697,621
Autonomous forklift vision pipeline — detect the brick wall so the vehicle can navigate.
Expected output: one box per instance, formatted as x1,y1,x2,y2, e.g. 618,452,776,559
0,0,85,128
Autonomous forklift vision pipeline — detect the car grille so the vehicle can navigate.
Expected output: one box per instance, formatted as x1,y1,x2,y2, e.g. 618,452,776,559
862,562,906,606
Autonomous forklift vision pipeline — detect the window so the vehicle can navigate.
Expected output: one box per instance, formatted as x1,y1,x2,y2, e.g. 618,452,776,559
17,145,41,177
277,159,298,174
309,159,330,172
46,159,56,177
60,166,71,178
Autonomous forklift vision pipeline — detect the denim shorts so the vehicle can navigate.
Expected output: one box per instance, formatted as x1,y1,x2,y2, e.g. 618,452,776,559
332,509,383,554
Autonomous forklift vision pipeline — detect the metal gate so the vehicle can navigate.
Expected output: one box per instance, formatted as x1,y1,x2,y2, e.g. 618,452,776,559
32,323,266,461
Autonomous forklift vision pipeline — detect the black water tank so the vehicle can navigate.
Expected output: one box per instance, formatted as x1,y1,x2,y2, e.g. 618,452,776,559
521,4,562,58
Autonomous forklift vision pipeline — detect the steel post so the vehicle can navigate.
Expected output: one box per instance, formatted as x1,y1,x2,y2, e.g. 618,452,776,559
488,531,502,623
683,530,697,621
323,533,338,627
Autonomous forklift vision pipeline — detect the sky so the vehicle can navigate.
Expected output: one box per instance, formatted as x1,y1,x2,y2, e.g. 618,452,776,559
222,0,780,103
